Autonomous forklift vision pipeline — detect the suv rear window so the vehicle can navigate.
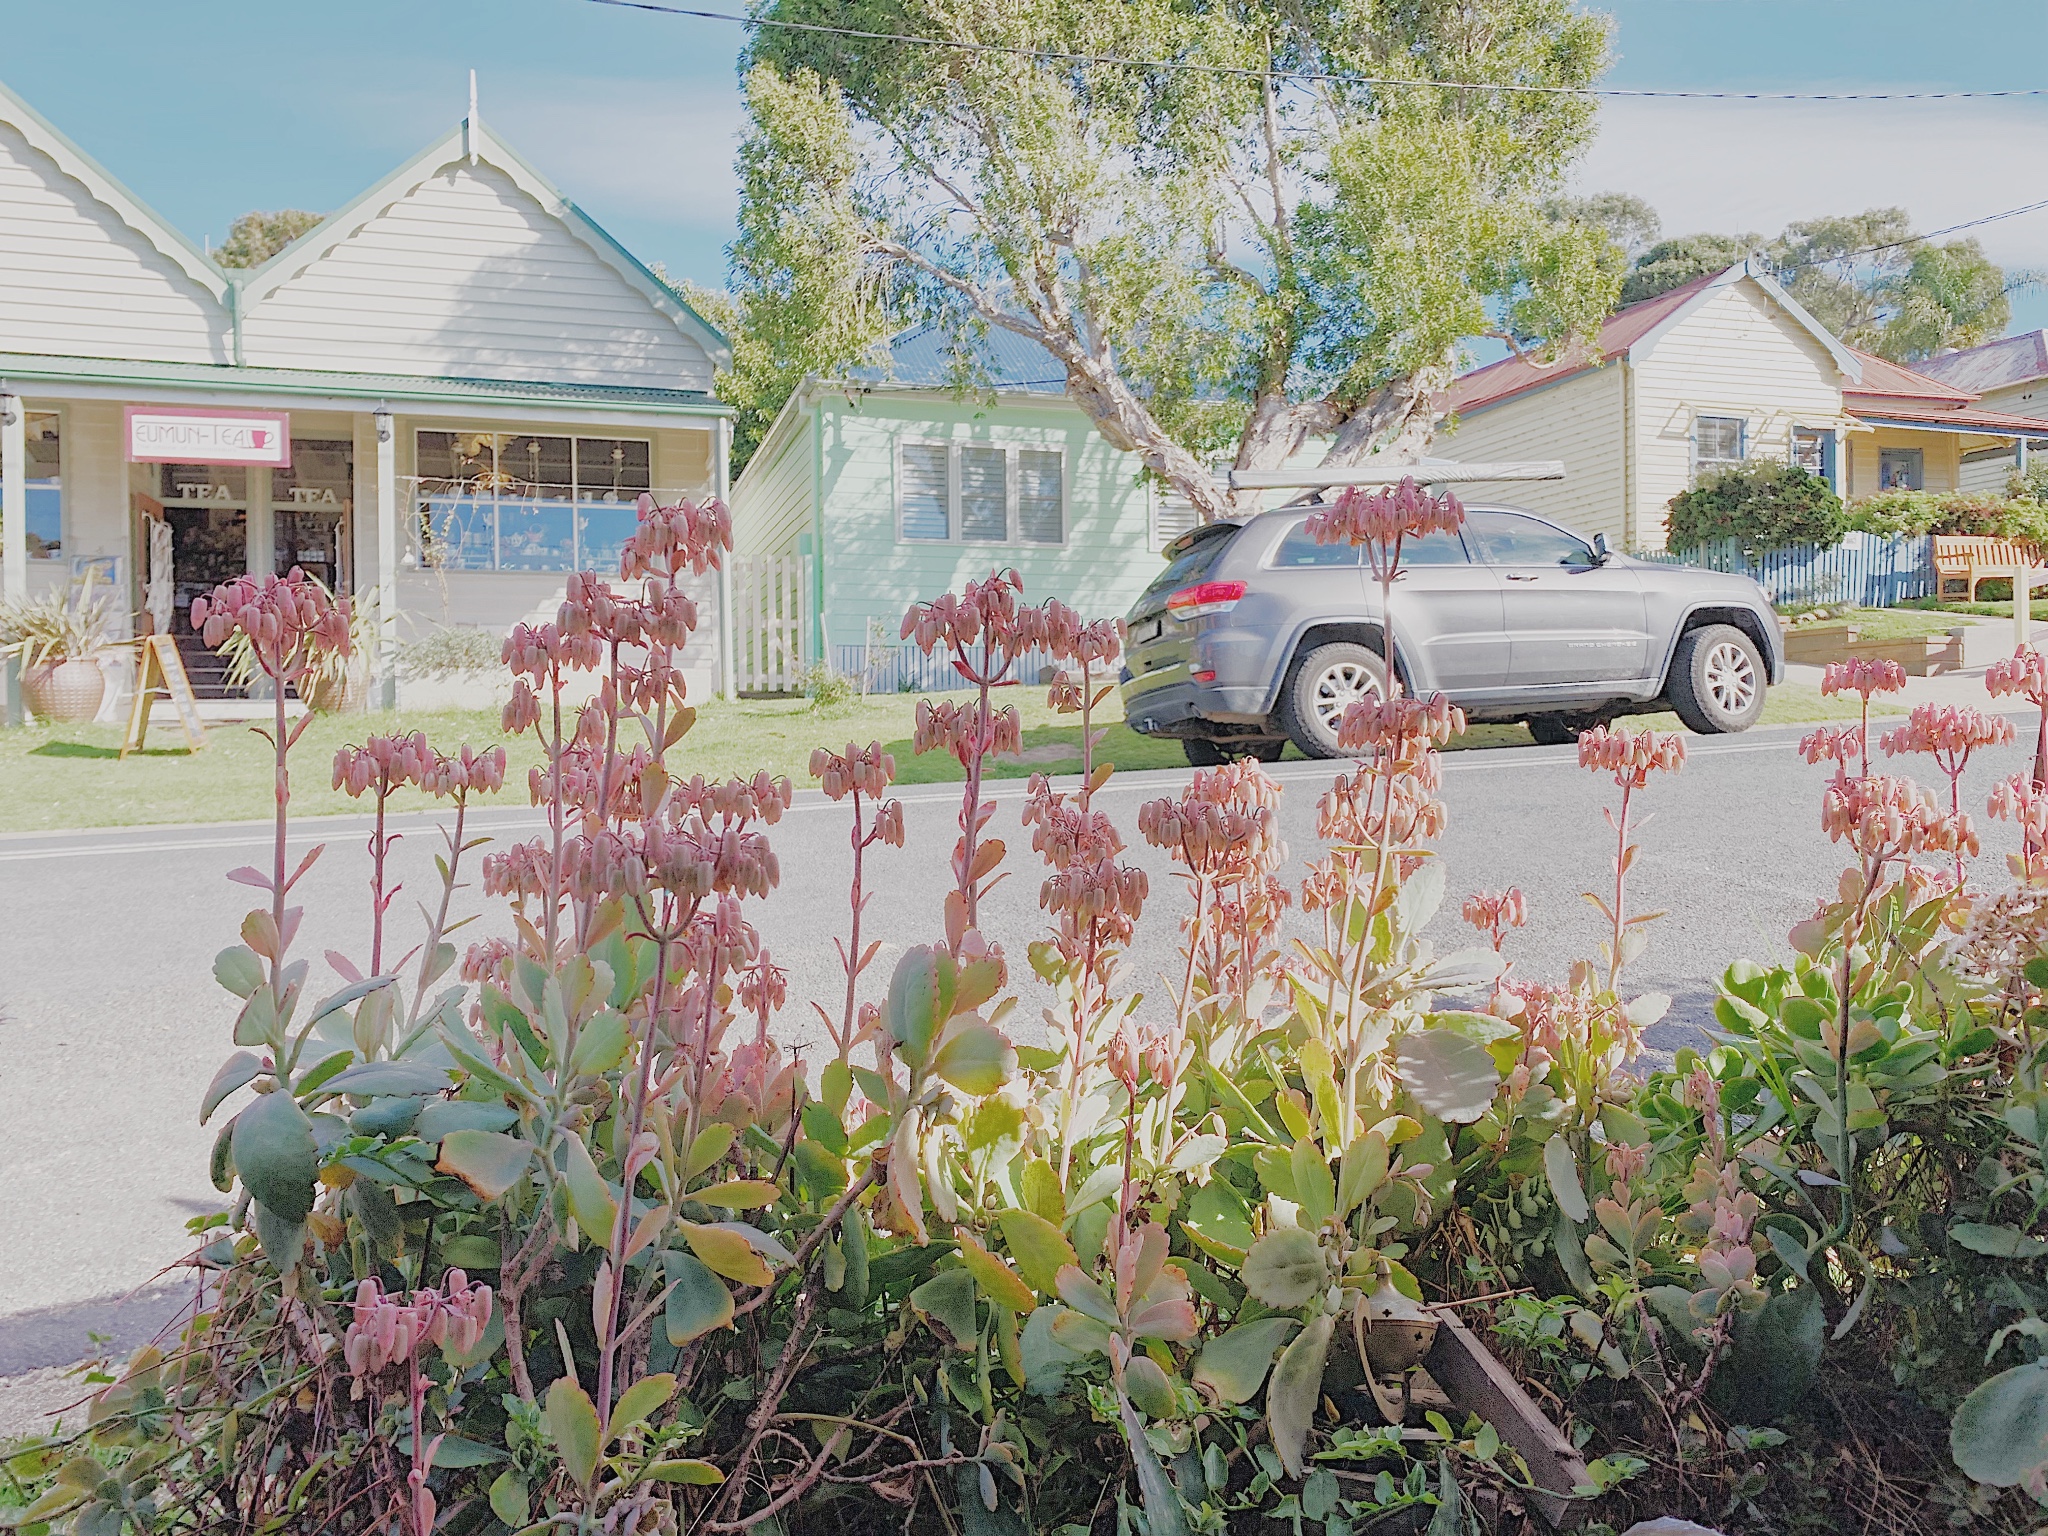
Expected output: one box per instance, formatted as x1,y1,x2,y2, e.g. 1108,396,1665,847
1138,524,1238,604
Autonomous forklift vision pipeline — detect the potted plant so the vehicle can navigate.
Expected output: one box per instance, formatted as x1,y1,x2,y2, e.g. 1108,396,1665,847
0,585,115,722
220,577,374,712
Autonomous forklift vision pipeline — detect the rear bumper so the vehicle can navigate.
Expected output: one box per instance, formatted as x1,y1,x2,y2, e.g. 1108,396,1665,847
1120,673,1273,740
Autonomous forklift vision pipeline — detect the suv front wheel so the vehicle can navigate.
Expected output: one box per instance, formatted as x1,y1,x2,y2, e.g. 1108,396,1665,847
1279,642,1388,758
1667,623,1766,734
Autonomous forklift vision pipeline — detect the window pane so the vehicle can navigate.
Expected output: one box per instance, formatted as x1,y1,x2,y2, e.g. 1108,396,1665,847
414,430,458,481
959,446,1007,541
1467,510,1594,567
1400,527,1470,565
503,435,573,496
900,443,949,540
1017,449,1062,543
497,497,576,570
1272,522,1361,567
1879,448,1924,491
423,495,497,571
1695,415,1744,464
23,412,59,556
575,437,651,501
578,504,639,574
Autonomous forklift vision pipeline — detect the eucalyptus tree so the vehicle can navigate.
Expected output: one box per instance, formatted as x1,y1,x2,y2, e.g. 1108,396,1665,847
721,0,1620,516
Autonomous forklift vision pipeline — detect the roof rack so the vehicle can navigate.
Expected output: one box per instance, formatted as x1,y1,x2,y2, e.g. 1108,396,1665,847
1227,460,1565,491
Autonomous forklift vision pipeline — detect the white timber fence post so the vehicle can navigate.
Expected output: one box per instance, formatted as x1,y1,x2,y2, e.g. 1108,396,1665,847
731,554,809,693
2,390,23,726
374,406,399,710
716,420,737,702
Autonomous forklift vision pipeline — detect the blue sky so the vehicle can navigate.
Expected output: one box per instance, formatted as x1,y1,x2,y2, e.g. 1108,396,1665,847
4,0,2046,332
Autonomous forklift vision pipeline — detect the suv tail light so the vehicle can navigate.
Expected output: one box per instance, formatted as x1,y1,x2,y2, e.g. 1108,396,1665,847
1165,580,1246,619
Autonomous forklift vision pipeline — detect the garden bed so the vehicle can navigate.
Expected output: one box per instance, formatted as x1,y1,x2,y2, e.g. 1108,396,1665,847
1780,618,1967,673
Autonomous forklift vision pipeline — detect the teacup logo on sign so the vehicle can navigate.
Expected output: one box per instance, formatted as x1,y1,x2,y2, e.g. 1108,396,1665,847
125,408,292,468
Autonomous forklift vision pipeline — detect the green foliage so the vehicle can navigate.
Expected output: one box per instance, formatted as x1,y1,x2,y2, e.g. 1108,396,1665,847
24,504,2048,1536
1666,460,1845,550
398,625,504,679
1615,203,2010,362
0,583,115,667
211,208,323,269
1844,489,2048,546
724,0,1620,516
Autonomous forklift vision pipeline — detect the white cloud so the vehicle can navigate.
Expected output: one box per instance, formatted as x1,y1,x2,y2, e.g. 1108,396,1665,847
1574,96,2048,270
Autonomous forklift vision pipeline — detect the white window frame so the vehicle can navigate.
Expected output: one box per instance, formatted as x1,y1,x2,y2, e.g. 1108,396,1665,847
410,429,654,572
22,404,66,562
895,439,1067,548
1691,414,1747,481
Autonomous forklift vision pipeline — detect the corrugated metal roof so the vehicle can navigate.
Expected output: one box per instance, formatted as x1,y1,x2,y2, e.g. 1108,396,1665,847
1842,347,1976,404
1439,271,1723,416
0,351,728,414
1914,330,2048,394
1846,402,2048,436
849,323,1068,395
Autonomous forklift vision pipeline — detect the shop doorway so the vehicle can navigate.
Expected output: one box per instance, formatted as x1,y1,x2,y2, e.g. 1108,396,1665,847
274,438,353,592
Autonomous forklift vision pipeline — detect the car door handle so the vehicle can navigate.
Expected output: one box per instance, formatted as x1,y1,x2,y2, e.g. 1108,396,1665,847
1505,574,1541,582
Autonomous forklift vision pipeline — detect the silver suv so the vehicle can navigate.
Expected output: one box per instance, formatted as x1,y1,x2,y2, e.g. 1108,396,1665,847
1120,503,1783,763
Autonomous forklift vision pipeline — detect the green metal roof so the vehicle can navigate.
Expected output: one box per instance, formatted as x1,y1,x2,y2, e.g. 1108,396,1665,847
0,352,731,417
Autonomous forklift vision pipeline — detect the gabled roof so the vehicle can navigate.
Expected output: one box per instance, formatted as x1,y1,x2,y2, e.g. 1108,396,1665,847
1914,330,2048,394
848,322,1068,395
0,78,228,303
231,110,729,366
1843,347,1976,405
1441,260,1862,418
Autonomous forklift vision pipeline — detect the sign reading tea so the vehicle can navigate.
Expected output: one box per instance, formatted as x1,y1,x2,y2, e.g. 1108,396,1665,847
126,408,292,467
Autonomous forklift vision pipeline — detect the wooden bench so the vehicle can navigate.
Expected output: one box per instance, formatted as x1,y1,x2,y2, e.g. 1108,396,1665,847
1934,535,2048,601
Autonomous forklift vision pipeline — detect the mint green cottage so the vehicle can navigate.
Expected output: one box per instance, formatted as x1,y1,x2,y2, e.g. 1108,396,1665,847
729,328,1193,686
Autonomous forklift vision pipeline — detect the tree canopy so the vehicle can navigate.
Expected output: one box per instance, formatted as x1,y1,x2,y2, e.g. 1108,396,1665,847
721,0,1621,513
1610,204,2012,362
212,209,324,269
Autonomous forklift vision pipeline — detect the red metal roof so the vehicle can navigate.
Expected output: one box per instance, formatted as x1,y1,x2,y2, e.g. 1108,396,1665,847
1845,402,2048,435
1842,347,1975,405
1915,330,2048,394
1440,270,1723,416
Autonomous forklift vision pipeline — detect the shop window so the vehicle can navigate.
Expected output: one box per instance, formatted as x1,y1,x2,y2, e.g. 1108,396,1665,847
895,441,1065,545
7,412,63,557
413,431,653,572
274,439,353,590
1880,447,1924,492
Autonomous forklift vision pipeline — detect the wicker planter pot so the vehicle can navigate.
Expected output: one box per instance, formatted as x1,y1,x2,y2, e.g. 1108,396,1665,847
301,669,369,714
22,658,107,722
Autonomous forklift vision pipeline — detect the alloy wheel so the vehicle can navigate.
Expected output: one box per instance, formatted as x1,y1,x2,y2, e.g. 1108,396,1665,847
1310,660,1380,733
1703,640,1757,715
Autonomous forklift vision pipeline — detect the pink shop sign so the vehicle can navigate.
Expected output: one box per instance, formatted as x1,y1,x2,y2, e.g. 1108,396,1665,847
126,407,292,468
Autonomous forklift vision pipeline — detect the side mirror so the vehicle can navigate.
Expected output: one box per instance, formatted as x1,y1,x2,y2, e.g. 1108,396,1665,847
1591,532,1612,564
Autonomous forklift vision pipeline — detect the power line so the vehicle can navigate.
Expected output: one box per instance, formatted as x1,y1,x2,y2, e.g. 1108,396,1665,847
582,0,2048,102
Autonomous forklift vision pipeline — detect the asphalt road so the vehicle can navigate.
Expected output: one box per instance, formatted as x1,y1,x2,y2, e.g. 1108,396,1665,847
3,716,2038,1425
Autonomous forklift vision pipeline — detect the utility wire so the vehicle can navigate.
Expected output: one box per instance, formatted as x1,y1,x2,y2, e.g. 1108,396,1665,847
583,0,2048,102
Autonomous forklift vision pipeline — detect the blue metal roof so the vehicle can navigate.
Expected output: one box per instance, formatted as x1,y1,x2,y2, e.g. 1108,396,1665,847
852,323,1068,395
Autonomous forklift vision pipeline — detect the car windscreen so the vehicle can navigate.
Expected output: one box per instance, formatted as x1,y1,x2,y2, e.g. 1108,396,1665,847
1136,524,1239,606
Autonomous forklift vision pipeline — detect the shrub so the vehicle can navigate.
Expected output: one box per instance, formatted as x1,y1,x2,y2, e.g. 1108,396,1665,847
1666,460,1845,550
17,487,2048,1535
1846,488,2048,547
400,624,505,679
796,658,857,707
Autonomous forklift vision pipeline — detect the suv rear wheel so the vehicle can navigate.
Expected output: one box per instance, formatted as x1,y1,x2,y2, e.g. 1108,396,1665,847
1526,714,1600,746
1183,739,1285,767
1667,623,1766,734
1279,642,1388,758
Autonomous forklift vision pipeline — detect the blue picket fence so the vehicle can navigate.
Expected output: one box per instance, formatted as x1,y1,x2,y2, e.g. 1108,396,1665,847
1644,534,1934,608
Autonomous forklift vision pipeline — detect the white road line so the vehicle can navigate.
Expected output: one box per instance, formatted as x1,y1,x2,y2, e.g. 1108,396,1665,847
0,728,1823,864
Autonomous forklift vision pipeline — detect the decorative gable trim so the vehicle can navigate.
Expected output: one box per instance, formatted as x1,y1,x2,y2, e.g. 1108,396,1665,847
0,79,228,302
1625,260,1863,384
230,112,729,367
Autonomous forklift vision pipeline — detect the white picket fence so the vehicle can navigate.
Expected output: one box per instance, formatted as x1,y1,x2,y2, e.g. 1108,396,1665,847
731,554,808,694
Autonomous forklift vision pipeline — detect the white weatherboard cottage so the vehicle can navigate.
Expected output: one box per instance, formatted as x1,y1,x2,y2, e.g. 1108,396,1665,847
1436,260,2048,550
0,77,734,715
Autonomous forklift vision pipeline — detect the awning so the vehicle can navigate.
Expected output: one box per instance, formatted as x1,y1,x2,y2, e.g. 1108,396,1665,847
1848,406,2048,439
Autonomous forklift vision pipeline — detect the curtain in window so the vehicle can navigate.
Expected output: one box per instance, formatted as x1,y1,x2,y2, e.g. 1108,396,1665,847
1016,450,1062,544
900,443,950,540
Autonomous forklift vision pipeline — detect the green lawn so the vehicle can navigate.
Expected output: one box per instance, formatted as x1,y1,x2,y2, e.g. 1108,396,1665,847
1901,595,2048,622
0,681,1878,835
1791,606,1972,641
